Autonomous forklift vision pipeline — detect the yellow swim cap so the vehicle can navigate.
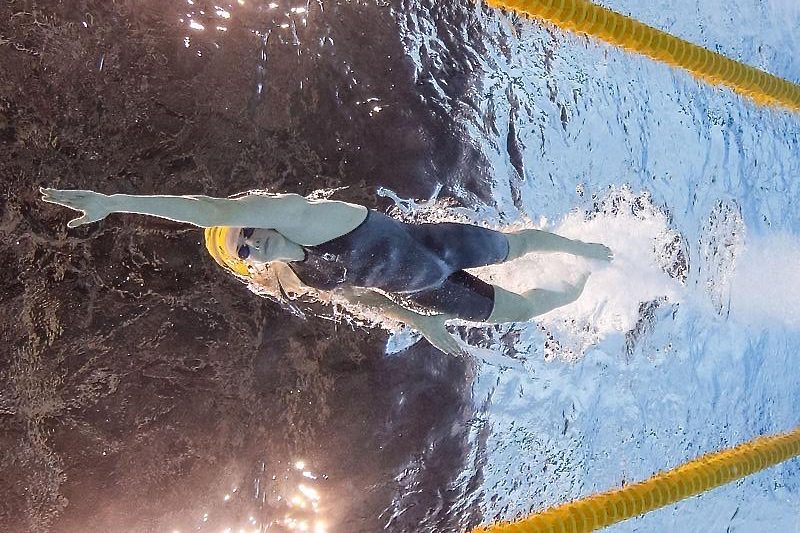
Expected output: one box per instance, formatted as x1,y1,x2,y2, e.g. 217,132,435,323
204,226,251,277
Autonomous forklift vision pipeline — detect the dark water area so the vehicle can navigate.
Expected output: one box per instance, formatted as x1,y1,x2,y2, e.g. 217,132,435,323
0,0,493,531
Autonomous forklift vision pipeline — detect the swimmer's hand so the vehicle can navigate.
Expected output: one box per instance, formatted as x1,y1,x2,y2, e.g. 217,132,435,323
408,314,465,357
40,188,112,228
337,287,465,357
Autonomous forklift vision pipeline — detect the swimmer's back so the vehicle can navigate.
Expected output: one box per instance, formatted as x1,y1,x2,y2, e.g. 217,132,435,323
288,210,509,294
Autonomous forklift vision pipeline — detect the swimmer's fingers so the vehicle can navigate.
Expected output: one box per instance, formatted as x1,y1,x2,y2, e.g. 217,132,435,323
40,187,81,209
424,330,462,357
40,188,111,227
443,335,467,358
40,188,97,210
415,315,466,357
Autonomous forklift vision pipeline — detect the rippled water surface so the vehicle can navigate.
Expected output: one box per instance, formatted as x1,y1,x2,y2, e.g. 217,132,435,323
2,0,800,532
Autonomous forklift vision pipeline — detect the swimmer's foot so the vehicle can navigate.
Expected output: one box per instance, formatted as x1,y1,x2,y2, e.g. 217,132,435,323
578,242,613,262
505,229,614,262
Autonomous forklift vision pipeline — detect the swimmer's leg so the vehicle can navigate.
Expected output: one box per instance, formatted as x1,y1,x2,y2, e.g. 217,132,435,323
406,222,511,270
486,273,589,323
504,229,612,262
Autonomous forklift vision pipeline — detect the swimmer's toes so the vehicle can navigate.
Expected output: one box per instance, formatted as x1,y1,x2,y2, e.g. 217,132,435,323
584,243,613,261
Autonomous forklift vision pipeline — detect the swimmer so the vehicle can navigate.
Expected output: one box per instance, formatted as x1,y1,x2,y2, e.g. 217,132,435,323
40,188,612,355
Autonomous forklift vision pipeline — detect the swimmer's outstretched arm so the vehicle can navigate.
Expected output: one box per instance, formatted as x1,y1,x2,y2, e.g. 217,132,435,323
39,188,367,246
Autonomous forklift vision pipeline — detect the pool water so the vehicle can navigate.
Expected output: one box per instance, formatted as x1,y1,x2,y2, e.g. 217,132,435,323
1,0,799,531
397,0,800,530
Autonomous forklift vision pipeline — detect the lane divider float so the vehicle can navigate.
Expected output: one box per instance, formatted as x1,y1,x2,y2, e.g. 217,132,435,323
485,0,800,112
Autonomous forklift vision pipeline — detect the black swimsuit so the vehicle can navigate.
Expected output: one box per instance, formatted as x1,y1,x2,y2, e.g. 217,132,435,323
288,210,509,321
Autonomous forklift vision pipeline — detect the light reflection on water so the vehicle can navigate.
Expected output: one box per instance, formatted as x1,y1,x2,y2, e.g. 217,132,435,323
175,0,376,106
171,458,328,532
177,0,310,37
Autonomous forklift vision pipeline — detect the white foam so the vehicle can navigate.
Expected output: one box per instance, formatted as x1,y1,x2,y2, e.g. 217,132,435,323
470,190,686,354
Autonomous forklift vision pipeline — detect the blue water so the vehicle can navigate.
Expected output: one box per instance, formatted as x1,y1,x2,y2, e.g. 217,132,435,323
395,0,800,530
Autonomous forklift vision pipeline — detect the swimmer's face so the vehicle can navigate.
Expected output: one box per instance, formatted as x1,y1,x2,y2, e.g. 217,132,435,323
233,228,304,264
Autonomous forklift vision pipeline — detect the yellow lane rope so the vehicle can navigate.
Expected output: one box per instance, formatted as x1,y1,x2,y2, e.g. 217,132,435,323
485,0,800,112
473,425,800,533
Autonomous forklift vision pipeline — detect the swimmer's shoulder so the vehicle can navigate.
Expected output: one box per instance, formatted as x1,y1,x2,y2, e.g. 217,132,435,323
235,192,368,246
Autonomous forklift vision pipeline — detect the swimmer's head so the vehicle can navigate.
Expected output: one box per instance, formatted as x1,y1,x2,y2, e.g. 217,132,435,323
204,227,305,277
204,226,251,277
